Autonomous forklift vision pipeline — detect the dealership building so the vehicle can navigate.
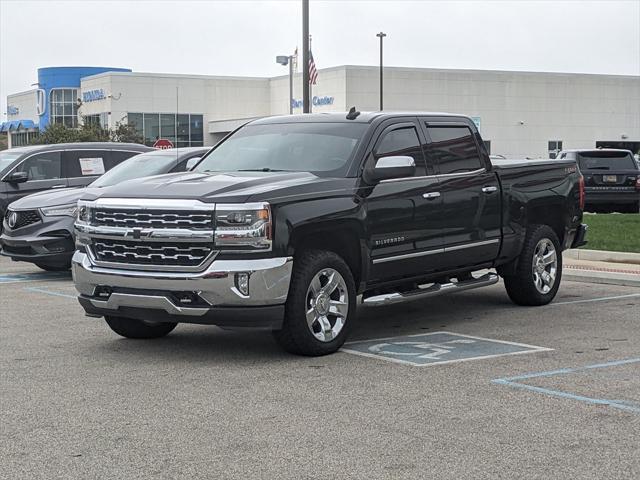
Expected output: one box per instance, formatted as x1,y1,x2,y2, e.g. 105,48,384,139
3,65,639,157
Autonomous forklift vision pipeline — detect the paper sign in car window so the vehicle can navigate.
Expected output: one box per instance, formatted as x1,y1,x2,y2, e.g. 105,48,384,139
79,157,105,175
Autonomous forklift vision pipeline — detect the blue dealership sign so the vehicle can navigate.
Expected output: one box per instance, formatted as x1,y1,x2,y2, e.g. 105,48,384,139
82,89,106,102
291,95,334,109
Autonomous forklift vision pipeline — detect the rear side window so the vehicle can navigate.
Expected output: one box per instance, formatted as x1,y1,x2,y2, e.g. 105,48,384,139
15,152,62,180
375,126,425,176
63,150,108,177
426,126,483,175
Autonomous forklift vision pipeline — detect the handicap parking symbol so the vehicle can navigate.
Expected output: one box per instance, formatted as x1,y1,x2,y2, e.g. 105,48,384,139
341,332,551,366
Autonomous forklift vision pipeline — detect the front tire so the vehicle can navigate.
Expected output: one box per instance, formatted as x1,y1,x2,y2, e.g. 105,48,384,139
503,225,562,306
105,316,177,339
273,250,356,356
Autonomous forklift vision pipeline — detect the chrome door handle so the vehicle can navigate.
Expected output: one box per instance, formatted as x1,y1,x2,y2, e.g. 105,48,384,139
51,185,67,189
423,192,441,200
482,186,498,193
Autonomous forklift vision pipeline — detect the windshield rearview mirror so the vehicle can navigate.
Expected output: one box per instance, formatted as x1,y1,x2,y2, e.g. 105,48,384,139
367,156,415,183
4,171,28,183
186,157,201,170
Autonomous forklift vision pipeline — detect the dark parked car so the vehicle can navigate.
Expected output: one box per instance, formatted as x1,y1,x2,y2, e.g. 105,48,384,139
72,112,586,356
558,149,640,213
1,147,208,271
0,143,153,230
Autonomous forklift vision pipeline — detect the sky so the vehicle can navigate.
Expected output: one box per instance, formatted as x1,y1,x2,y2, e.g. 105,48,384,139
1,0,639,110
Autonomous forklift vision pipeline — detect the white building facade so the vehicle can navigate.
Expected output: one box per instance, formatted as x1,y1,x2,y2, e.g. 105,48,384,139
4,65,639,157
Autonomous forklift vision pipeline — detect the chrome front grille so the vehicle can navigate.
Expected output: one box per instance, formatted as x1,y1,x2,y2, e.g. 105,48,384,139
91,239,214,268
93,209,214,230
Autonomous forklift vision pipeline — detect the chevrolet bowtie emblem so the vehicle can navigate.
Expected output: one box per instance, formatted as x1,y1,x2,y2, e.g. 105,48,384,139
131,228,143,239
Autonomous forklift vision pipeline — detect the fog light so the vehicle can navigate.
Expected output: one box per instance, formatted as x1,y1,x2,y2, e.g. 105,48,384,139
94,286,112,299
235,272,250,296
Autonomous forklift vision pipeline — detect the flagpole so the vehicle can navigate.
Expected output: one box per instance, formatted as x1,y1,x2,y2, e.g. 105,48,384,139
309,34,313,113
302,0,310,113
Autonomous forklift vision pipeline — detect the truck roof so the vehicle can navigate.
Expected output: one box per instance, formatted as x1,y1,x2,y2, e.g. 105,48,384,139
250,111,473,125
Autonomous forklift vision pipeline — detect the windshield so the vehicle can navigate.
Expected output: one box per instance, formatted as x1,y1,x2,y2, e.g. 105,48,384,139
195,123,367,176
90,152,178,188
578,152,636,171
0,151,23,175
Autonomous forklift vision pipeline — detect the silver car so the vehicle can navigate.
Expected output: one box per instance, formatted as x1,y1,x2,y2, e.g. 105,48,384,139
1,147,208,271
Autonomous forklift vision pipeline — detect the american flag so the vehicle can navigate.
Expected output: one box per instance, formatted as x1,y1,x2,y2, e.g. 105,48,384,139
308,50,318,85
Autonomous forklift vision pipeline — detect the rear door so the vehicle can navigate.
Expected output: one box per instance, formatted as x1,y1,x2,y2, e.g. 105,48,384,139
364,119,443,281
4,151,67,203
64,149,110,188
422,120,501,269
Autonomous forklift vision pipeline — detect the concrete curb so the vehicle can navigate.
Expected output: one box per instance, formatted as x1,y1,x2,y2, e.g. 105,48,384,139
566,249,640,265
563,270,640,287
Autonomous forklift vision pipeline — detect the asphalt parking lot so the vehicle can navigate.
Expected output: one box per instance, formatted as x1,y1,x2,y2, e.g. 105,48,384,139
2,256,639,479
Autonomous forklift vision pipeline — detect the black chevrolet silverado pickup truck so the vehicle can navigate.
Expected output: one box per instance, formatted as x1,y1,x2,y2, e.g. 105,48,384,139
73,112,587,356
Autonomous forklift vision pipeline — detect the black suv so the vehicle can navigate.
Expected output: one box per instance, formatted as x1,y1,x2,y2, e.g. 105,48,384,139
558,149,640,213
0,142,153,228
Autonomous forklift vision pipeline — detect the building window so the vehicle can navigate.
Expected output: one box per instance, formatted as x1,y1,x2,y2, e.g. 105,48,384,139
548,140,563,159
50,88,79,128
128,112,204,147
84,113,108,128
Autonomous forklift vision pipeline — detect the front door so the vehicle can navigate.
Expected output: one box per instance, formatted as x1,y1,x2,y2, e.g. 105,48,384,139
421,121,501,270
4,151,68,204
363,120,443,282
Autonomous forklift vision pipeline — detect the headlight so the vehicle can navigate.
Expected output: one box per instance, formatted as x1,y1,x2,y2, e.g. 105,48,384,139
40,203,78,217
215,203,272,250
75,201,93,225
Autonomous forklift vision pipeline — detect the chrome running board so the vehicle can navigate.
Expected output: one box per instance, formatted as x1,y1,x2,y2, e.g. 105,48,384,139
362,272,499,307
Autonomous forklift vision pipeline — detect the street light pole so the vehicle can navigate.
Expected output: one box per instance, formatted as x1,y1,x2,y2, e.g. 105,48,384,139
302,0,310,113
376,31,386,111
289,56,293,114
276,54,295,114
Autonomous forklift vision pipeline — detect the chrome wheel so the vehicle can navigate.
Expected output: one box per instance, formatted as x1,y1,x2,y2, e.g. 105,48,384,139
305,268,349,342
532,238,557,294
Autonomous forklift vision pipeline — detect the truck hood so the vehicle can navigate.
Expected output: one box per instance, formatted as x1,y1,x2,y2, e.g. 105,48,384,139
85,171,354,204
9,187,91,210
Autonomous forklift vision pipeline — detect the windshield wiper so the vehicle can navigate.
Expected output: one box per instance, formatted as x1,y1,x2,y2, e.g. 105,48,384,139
237,168,289,172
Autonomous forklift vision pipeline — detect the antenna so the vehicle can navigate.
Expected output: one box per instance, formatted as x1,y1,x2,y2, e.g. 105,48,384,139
346,106,360,120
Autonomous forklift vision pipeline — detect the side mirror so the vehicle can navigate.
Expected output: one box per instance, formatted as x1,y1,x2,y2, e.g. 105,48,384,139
366,156,415,183
4,171,28,183
185,157,201,170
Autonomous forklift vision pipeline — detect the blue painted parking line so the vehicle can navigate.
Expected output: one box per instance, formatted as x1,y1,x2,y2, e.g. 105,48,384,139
24,286,77,299
341,332,552,366
493,358,640,414
0,272,70,284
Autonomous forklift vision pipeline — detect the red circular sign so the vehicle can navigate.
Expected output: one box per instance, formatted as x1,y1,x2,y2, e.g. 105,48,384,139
153,139,174,149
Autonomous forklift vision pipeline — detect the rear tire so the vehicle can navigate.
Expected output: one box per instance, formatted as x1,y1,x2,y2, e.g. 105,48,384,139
36,262,71,272
503,224,562,306
273,250,356,356
105,316,177,339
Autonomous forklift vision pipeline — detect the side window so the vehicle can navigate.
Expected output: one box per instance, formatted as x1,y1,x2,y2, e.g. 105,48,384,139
426,126,483,175
171,154,201,172
15,152,62,181
374,126,425,176
108,150,142,170
63,150,109,178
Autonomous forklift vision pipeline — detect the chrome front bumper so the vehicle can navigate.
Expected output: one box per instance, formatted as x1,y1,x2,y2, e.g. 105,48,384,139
72,251,293,324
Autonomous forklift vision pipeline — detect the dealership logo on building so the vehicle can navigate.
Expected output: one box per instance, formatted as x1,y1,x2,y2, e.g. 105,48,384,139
82,89,106,102
7,105,19,116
